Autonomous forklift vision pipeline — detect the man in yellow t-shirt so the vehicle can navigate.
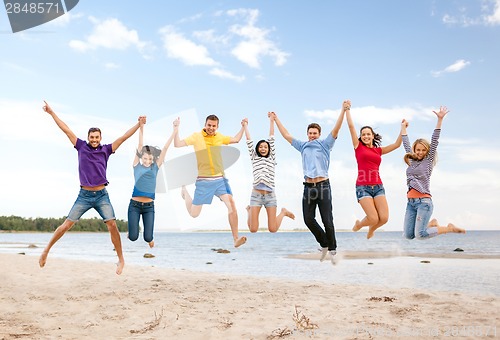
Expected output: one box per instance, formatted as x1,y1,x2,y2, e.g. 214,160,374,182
174,115,247,248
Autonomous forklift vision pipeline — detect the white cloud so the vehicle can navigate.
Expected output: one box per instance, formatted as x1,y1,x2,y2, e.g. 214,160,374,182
455,147,500,163
227,8,289,68
104,62,120,70
209,68,245,82
305,105,435,126
485,0,500,24
159,25,218,66
431,59,470,77
47,11,84,27
442,0,500,26
69,17,154,58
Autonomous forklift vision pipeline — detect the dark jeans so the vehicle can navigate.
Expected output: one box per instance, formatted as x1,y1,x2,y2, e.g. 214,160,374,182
302,180,336,251
127,199,155,243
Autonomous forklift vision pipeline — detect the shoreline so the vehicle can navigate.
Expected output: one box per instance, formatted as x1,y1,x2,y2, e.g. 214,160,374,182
1,253,499,339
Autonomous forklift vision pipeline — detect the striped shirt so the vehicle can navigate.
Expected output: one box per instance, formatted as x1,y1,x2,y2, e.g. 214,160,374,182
246,136,276,190
402,129,441,196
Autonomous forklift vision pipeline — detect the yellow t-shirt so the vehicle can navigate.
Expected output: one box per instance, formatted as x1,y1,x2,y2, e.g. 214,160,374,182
184,129,231,177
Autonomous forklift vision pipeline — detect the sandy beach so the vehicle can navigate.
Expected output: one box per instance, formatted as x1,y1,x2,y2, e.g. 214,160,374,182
1,253,499,340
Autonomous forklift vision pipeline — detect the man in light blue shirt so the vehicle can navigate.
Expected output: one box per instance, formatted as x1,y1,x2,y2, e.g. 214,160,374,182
271,102,348,265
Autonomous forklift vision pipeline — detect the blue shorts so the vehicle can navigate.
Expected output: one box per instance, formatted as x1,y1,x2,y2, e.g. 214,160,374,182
355,184,385,201
67,188,116,222
192,178,232,205
250,190,277,208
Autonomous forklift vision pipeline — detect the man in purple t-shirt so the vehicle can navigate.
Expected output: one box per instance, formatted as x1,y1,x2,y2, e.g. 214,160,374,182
39,101,145,275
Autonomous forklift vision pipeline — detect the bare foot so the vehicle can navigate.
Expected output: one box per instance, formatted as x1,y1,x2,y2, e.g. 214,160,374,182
428,218,439,227
149,240,155,248
352,220,362,232
39,251,48,268
367,226,375,239
234,236,247,248
282,208,295,220
116,261,124,275
447,223,466,234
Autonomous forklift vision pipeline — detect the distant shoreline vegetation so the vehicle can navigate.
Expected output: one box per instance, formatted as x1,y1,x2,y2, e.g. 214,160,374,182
0,215,128,232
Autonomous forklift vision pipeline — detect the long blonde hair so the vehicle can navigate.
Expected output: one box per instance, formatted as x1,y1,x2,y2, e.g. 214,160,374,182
404,138,437,166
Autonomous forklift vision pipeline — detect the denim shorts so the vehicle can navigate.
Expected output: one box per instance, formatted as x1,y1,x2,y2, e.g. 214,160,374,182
192,178,232,205
67,188,116,222
249,190,277,208
355,184,385,201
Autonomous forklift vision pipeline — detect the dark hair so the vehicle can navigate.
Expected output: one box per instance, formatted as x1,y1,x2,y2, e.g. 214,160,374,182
88,127,101,137
255,140,271,158
359,126,382,147
205,115,219,124
137,145,162,161
307,123,321,134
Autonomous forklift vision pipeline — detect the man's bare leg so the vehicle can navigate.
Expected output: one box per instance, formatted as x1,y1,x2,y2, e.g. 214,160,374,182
106,220,125,275
39,219,75,268
221,194,246,247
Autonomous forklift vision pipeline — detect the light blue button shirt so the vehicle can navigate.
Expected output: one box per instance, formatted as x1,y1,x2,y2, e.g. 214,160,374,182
291,133,335,179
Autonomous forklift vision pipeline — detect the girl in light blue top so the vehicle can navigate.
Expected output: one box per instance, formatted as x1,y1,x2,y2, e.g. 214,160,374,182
402,106,465,239
128,119,174,248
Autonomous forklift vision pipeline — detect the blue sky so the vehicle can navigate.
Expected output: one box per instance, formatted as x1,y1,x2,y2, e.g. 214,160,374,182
1,0,499,232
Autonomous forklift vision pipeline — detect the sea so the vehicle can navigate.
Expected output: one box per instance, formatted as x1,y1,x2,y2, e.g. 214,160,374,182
1,230,499,296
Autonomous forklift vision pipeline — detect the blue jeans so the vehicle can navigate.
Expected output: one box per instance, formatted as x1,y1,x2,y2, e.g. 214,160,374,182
403,197,438,240
127,199,155,243
67,188,115,222
302,180,336,251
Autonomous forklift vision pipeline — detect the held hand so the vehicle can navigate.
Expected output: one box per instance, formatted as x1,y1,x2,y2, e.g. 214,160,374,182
43,100,54,115
173,117,180,128
401,119,409,129
241,118,248,126
433,106,449,119
343,100,351,111
268,111,277,120
138,115,147,126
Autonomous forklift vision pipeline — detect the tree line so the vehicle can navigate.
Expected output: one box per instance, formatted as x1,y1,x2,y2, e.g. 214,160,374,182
0,215,128,232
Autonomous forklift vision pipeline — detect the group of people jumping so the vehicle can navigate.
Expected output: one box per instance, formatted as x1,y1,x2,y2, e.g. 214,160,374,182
38,99,465,275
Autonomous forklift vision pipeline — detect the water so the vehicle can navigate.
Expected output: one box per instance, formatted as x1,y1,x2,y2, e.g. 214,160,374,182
1,230,499,296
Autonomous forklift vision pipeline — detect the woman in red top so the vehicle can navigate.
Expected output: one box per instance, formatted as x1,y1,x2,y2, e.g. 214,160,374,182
345,100,408,239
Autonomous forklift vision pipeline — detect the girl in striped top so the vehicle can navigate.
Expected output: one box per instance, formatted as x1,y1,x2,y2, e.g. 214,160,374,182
402,106,465,239
243,114,295,233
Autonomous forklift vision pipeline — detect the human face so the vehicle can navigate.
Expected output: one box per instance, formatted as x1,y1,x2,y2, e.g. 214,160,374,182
204,119,218,136
307,128,320,141
414,143,428,160
141,153,154,167
87,131,101,148
257,142,269,157
360,128,374,146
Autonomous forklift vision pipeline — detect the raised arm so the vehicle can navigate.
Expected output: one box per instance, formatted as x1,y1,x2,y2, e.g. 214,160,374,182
433,105,449,129
331,100,348,138
112,116,144,152
345,103,359,149
268,112,275,137
173,117,187,147
43,100,77,146
229,118,247,144
133,120,145,166
156,122,176,167
270,112,293,144
244,118,251,141
381,119,408,155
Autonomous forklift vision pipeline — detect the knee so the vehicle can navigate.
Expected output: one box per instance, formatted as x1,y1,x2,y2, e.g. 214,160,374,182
106,220,118,230
144,235,153,243
366,215,379,226
128,234,139,241
59,220,74,232
268,227,278,233
378,215,388,226
416,230,429,240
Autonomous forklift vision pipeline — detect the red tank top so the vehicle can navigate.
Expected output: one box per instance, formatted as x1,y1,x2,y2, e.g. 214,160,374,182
355,143,382,186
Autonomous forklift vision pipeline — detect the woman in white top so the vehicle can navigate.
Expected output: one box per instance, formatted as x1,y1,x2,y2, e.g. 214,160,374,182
243,113,295,232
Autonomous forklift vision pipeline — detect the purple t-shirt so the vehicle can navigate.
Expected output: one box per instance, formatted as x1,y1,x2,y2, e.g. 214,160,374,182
75,138,114,186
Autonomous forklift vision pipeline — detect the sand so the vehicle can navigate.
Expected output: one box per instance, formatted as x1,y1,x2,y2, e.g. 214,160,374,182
1,253,499,340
